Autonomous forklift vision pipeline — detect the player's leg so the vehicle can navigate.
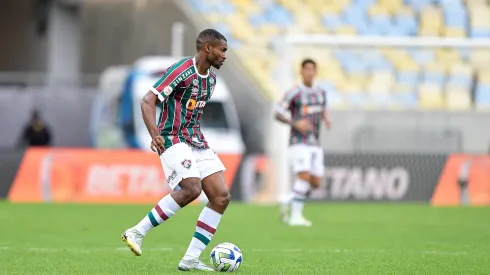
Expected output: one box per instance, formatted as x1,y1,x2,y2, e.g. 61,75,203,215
285,144,313,226
178,149,228,271
122,143,202,256
309,146,324,190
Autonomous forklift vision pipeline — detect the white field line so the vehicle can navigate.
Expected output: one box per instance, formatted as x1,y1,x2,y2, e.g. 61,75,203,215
0,246,471,256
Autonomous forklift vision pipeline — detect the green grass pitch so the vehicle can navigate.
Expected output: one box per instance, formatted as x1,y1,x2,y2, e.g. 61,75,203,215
0,202,489,274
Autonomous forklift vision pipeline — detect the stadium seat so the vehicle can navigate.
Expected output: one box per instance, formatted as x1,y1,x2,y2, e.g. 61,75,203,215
419,83,444,109
446,88,472,110
392,92,418,108
475,83,490,109
191,0,490,111
370,92,395,108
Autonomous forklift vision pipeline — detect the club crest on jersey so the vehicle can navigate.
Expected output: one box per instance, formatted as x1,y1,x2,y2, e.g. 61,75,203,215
192,79,199,86
163,86,173,96
181,159,192,169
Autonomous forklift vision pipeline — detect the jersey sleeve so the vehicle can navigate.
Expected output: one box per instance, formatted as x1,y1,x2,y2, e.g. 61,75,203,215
323,89,328,109
149,59,191,102
275,87,299,117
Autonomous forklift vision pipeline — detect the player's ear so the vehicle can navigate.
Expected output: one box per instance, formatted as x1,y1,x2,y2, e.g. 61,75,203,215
205,43,211,53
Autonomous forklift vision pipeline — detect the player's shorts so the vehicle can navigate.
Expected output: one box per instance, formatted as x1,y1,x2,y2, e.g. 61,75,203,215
288,144,324,177
160,142,226,191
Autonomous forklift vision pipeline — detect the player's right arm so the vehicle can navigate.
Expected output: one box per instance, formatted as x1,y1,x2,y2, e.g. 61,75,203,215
274,88,310,134
141,91,163,152
141,62,187,152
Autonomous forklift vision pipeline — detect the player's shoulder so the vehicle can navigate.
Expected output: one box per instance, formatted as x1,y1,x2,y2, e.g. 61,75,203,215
209,68,217,80
285,84,301,96
167,57,194,72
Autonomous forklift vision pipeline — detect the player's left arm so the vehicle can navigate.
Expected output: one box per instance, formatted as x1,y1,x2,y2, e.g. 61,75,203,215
322,89,331,130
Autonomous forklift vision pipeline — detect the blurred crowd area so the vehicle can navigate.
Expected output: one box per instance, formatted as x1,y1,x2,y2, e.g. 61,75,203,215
191,0,490,109
0,0,490,152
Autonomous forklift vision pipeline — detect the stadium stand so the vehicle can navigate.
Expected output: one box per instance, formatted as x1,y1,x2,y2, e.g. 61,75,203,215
186,0,490,110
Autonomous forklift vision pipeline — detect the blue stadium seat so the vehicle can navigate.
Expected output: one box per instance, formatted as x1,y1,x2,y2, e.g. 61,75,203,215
410,50,435,65
392,92,418,108
343,60,367,74
356,0,376,9
325,90,344,106
334,49,355,64
217,2,236,14
395,14,418,36
471,29,490,38
444,9,466,28
437,0,464,9
249,14,267,28
187,0,213,12
371,15,395,35
322,14,344,31
398,71,419,86
213,24,232,37
359,24,382,35
344,4,366,27
475,84,490,107
264,5,293,26
458,49,470,61
405,0,434,11
318,81,335,92
346,92,369,107
447,75,472,90
423,72,445,86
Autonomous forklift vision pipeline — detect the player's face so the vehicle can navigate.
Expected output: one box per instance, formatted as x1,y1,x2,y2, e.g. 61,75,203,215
301,63,316,83
207,39,227,69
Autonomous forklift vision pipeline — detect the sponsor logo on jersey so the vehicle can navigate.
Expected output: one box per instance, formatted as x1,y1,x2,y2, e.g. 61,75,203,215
186,99,207,110
181,159,192,169
302,104,323,115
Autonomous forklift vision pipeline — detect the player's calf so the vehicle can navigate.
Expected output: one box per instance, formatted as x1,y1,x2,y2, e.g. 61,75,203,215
122,178,202,256
181,172,228,266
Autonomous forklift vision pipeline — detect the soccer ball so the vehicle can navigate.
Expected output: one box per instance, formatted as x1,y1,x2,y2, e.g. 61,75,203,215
210,242,243,272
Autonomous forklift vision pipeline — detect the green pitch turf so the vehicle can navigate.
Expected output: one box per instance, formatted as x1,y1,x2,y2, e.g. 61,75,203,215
0,202,489,274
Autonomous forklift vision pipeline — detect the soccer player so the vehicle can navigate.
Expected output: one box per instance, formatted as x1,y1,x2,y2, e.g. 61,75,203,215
121,29,230,271
274,59,331,227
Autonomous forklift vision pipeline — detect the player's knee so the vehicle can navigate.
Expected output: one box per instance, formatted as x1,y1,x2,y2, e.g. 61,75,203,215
211,191,230,209
180,178,202,201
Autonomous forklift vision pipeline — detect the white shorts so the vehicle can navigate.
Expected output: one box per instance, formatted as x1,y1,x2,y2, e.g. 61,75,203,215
288,144,324,177
160,143,226,191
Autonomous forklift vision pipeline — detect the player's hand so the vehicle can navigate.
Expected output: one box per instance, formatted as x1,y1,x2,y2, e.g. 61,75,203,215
293,119,311,134
325,118,332,130
150,135,165,153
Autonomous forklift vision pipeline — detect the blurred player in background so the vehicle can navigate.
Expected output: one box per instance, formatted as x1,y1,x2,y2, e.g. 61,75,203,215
275,59,331,227
121,29,229,271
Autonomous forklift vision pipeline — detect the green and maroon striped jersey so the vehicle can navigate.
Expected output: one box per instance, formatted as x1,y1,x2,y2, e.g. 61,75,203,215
149,57,217,151
277,83,328,146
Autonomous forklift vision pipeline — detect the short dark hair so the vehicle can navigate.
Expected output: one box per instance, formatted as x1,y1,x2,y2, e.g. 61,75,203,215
196,29,227,51
301,58,316,69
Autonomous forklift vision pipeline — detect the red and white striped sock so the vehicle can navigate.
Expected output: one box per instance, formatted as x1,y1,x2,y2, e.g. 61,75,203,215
183,207,222,260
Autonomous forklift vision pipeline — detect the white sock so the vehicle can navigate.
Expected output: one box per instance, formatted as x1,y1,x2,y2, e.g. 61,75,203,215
183,207,222,260
133,194,181,236
291,178,311,220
